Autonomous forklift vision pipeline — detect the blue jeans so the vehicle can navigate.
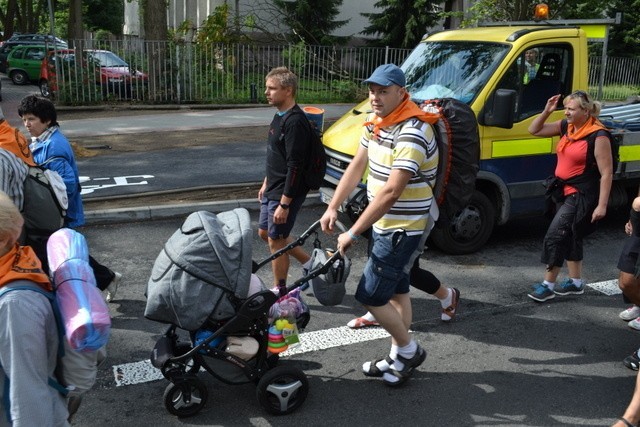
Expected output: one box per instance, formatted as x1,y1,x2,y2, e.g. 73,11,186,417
355,229,423,307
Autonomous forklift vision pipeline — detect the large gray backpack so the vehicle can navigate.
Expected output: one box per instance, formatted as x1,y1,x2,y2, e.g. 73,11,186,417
145,209,253,331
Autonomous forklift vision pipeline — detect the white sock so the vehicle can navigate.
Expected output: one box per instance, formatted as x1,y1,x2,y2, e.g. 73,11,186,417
543,280,555,290
362,345,398,373
361,311,376,322
440,287,453,308
302,259,312,270
570,278,582,287
383,341,417,384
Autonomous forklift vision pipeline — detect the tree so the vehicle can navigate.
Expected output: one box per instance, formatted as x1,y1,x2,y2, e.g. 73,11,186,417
459,0,610,27
138,0,168,99
607,1,640,57
139,0,167,41
0,0,48,37
272,0,350,45
361,0,441,48
85,0,124,36
67,0,83,41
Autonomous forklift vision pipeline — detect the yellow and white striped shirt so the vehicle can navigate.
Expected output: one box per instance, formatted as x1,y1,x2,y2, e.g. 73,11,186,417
361,117,438,235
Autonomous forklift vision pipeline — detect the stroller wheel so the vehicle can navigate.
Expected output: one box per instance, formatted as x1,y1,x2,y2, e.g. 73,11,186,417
256,365,308,415
161,344,201,378
163,376,208,418
175,344,202,374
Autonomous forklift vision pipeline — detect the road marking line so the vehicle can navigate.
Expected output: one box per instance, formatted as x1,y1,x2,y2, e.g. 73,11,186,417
113,279,620,387
113,326,389,387
587,279,620,296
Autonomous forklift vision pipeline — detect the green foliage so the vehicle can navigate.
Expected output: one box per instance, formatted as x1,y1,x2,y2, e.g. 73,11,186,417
590,84,639,101
196,4,245,45
361,0,441,48
282,42,307,75
273,0,350,46
84,0,124,36
607,0,640,57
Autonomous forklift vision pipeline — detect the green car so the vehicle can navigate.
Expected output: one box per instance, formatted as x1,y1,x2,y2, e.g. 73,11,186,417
6,44,60,85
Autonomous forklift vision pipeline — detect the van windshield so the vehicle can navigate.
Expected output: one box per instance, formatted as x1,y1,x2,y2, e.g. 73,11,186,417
402,41,509,104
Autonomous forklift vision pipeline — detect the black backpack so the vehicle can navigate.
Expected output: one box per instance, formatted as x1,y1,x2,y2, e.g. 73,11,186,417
344,99,480,226
420,98,480,225
279,107,327,190
23,161,68,234
560,119,619,174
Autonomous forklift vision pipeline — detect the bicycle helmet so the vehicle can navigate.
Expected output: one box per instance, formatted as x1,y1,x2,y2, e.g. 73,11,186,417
308,248,351,306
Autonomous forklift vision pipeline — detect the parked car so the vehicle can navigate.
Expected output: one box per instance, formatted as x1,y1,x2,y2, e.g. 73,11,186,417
0,34,67,73
6,33,66,45
39,48,147,98
6,44,55,85
85,49,147,95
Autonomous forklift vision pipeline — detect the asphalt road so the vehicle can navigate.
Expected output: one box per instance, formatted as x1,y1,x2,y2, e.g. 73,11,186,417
4,74,640,427
68,204,639,427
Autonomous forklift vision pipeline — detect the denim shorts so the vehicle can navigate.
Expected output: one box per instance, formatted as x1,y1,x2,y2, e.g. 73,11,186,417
258,195,306,240
355,229,423,307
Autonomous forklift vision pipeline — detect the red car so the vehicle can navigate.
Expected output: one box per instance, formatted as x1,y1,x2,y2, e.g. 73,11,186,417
40,48,147,98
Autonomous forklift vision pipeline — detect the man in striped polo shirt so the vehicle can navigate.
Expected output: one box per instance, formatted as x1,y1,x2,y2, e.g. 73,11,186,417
320,64,439,386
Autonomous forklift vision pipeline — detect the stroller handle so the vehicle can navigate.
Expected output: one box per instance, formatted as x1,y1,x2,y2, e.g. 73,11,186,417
253,219,347,272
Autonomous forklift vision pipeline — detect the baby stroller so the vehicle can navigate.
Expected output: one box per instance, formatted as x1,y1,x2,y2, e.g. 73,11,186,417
144,208,347,417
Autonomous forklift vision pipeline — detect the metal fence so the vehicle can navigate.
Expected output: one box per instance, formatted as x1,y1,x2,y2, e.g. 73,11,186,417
51,39,639,105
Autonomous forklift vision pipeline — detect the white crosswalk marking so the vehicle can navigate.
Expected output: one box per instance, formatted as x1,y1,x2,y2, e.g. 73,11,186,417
587,279,621,296
113,279,621,387
113,326,389,387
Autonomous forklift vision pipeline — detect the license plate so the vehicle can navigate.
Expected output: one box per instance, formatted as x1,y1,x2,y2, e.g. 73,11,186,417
319,189,333,205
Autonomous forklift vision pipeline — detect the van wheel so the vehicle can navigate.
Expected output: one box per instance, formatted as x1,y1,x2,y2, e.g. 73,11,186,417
11,70,29,85
430,190,495,255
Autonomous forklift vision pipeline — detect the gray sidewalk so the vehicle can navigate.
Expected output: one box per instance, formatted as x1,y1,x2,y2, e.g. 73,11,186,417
62,104,353,138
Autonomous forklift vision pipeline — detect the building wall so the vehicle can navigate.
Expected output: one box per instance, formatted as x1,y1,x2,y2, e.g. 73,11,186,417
123,0,470,40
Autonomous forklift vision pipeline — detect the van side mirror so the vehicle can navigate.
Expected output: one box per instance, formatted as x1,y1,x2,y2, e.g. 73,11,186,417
480,89,516,129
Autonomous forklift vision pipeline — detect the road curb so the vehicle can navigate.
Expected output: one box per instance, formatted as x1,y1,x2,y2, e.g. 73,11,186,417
84,193,324,225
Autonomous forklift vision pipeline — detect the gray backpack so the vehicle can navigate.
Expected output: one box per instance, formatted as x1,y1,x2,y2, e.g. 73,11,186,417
23,160,68,233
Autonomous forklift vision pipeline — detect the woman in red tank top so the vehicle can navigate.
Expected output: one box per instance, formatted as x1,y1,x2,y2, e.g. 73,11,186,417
525,90,613,302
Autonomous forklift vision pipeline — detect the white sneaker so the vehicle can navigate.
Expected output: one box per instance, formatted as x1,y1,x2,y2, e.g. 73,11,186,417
629,317,640,331
620,305,640,321
106,272,122,303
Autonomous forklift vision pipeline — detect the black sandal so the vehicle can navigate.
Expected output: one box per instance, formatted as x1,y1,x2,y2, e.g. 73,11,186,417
619,417,637,427
383,345,427,387
362,356,393,377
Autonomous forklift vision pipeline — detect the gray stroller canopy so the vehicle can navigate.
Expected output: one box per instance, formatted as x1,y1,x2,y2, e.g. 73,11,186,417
145,208,254,330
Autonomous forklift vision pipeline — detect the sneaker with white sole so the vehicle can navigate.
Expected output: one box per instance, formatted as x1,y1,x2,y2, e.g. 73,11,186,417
553,278,584,295
629,317,640,331
624,350,640,371
527,283,555,302
105,272,122,303
620,306,640,321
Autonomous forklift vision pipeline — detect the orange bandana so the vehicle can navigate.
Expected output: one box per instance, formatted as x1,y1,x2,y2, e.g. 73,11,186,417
0,243,51,291
364,93,439,138
557,116,607,152
0,120,35,166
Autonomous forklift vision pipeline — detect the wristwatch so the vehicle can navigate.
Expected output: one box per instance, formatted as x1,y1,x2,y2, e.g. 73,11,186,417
279,203,290,210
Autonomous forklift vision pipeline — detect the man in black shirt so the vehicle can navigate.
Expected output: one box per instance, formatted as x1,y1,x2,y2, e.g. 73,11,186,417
258,67,312,286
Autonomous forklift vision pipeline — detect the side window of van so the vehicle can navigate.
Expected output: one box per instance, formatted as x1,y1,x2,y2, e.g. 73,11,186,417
495,44,573,121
